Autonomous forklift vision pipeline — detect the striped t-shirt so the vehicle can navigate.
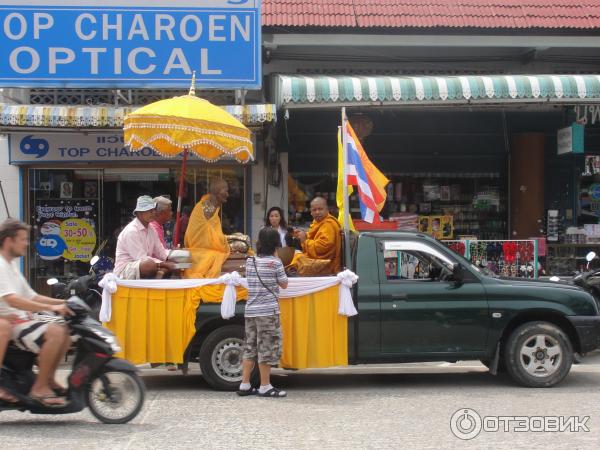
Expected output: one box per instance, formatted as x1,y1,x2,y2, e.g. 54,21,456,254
244,256,288,317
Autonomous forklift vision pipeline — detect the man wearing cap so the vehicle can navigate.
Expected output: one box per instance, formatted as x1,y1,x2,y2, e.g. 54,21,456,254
114,196,175,279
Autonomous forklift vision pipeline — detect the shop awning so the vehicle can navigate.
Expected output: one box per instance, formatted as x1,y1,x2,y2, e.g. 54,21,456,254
274,74,600,108
0,103,276,128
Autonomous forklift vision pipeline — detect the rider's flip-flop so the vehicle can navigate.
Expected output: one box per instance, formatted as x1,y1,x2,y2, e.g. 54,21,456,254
0,388,19,404
29,395,67,407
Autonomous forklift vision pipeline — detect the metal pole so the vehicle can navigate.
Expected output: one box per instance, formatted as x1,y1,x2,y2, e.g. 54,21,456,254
0,180,10,218
173,149,189,248
341,107,352,269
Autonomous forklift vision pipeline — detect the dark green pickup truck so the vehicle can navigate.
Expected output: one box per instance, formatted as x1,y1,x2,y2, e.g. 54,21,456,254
188,231,600,390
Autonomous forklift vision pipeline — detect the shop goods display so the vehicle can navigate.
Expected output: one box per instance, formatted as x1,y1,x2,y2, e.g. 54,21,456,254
443,239,538,279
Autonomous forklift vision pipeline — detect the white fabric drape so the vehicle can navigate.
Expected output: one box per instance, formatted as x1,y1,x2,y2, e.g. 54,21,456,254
99,270,359,322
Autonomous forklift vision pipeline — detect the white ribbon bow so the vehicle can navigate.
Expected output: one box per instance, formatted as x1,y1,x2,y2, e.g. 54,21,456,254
336,269,359,317
98,273,118,322
219,271,246,319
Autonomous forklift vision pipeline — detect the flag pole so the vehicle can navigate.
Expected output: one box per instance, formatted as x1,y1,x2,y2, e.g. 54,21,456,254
341,107,351,269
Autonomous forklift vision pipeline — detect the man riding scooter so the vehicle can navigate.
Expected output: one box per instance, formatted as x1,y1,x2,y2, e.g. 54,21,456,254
0,218,72,407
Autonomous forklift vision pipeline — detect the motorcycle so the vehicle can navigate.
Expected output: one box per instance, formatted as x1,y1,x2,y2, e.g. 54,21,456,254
47,255,113,321
551,252,600,310
570,252,600,309
0,296,145,424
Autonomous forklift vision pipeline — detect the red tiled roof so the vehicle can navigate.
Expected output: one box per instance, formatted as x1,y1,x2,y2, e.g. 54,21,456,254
262,0,600,29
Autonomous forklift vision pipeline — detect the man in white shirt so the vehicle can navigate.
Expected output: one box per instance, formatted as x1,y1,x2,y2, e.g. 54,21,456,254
114,196,176,279
0,219,72,406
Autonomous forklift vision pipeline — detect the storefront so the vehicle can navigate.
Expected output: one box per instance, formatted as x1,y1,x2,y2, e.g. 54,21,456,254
2,103,276,291
273,74,600,277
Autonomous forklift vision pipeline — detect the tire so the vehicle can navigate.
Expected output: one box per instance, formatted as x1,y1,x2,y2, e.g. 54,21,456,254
504,321,574,388
87,370,145,424
199,325,258,391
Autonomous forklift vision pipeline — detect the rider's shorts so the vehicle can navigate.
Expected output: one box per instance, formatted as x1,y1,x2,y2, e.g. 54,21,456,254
10,316,63,354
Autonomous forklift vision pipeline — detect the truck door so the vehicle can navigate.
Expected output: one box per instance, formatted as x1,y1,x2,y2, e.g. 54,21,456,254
378,239,489,356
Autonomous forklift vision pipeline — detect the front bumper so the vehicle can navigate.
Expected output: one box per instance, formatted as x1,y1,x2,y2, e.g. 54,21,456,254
567,315,600,354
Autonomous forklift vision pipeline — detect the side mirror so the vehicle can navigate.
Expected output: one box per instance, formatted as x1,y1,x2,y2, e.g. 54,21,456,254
451,263,464,286
586,252,596,262
90,255,100,266
47,278,59,286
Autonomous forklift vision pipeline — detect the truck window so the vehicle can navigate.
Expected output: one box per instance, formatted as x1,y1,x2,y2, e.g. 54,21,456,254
382,241,454,282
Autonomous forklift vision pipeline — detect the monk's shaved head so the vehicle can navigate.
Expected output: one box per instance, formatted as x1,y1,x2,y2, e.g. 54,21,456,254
208,177,229,206
310,196,329,222
209,177,228,194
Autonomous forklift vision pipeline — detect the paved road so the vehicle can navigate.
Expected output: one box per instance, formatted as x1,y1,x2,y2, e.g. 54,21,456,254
2,354,600,449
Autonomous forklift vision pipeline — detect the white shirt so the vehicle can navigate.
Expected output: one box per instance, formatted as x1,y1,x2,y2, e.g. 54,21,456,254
113,218,169,276
0,254,37,319
277,226,288,248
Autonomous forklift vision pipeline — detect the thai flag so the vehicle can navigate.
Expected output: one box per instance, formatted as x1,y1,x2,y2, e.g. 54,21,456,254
343,123,389,223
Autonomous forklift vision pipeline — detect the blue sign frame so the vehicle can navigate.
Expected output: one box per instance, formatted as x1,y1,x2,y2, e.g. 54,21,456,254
0,1,261,89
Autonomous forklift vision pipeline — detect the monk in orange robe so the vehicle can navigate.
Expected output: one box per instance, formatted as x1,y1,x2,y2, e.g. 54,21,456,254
184,178,230,278
291,197,342,275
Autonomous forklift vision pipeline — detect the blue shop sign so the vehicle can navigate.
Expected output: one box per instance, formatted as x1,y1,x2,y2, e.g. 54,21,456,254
9,132,239,164
0,0,261,89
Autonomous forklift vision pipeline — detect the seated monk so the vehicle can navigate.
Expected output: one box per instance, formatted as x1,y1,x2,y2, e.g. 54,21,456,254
184,178,231,278
290,197,342,275
114,196,176,279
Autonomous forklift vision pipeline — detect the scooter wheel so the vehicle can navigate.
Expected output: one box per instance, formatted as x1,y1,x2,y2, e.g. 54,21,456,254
87,370,145,424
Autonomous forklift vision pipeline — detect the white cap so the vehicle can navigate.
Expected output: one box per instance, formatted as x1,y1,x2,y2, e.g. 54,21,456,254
133,195,156,213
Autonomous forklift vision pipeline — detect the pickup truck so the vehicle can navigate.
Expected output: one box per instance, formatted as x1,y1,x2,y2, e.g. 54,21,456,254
187,231,600,390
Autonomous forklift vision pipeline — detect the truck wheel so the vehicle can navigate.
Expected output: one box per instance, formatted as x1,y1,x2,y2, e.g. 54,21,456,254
504,321,573,388
199,325,258,391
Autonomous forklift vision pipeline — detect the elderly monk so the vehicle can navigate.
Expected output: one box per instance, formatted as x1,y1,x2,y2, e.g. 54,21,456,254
114,196,176,279
291,197,342,275
184,178,231,278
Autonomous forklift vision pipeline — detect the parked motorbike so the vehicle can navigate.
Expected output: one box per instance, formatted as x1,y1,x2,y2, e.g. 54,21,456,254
0,296,145,424
47,255,113,321
570,252,600,309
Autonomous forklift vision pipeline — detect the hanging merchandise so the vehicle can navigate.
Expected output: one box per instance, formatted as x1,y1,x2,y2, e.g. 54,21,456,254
442,239,538,279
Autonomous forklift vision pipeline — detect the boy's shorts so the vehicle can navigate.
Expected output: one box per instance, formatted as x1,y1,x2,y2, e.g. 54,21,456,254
243,314,282,366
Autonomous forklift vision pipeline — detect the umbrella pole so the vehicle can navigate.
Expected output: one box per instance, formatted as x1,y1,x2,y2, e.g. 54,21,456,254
173,148,189,248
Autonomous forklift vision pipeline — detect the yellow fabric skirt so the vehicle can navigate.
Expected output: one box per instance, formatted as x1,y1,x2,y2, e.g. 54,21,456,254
105,285,348,368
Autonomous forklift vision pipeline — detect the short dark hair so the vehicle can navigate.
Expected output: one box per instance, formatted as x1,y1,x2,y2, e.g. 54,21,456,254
265,206,287,229
256,227,281,257
0,218,30,247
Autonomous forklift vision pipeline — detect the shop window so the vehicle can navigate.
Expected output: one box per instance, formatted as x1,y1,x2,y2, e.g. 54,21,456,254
27,165,246,291
28,169,102,293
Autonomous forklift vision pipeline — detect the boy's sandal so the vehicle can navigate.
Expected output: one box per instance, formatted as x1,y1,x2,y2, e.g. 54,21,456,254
236,387,258,397
258,388,287,398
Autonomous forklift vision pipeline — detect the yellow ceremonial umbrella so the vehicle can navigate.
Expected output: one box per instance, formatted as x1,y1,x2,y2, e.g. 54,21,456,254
124,72,254,246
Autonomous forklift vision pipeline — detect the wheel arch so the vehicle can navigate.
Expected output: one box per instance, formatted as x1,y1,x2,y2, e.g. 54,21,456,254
498,311,581,355
186,316,245,361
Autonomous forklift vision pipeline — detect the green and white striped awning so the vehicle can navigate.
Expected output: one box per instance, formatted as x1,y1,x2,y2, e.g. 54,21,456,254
274,74,600,108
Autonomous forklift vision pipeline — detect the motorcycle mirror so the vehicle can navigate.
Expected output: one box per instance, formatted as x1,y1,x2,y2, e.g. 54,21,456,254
47,278,59,286
549,276,561,282
586,252,597,262
90,255,100,266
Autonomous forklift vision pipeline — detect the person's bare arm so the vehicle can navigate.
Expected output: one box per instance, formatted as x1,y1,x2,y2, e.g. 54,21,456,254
33,295,66,306
3,293,70,315
278,280,288,289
